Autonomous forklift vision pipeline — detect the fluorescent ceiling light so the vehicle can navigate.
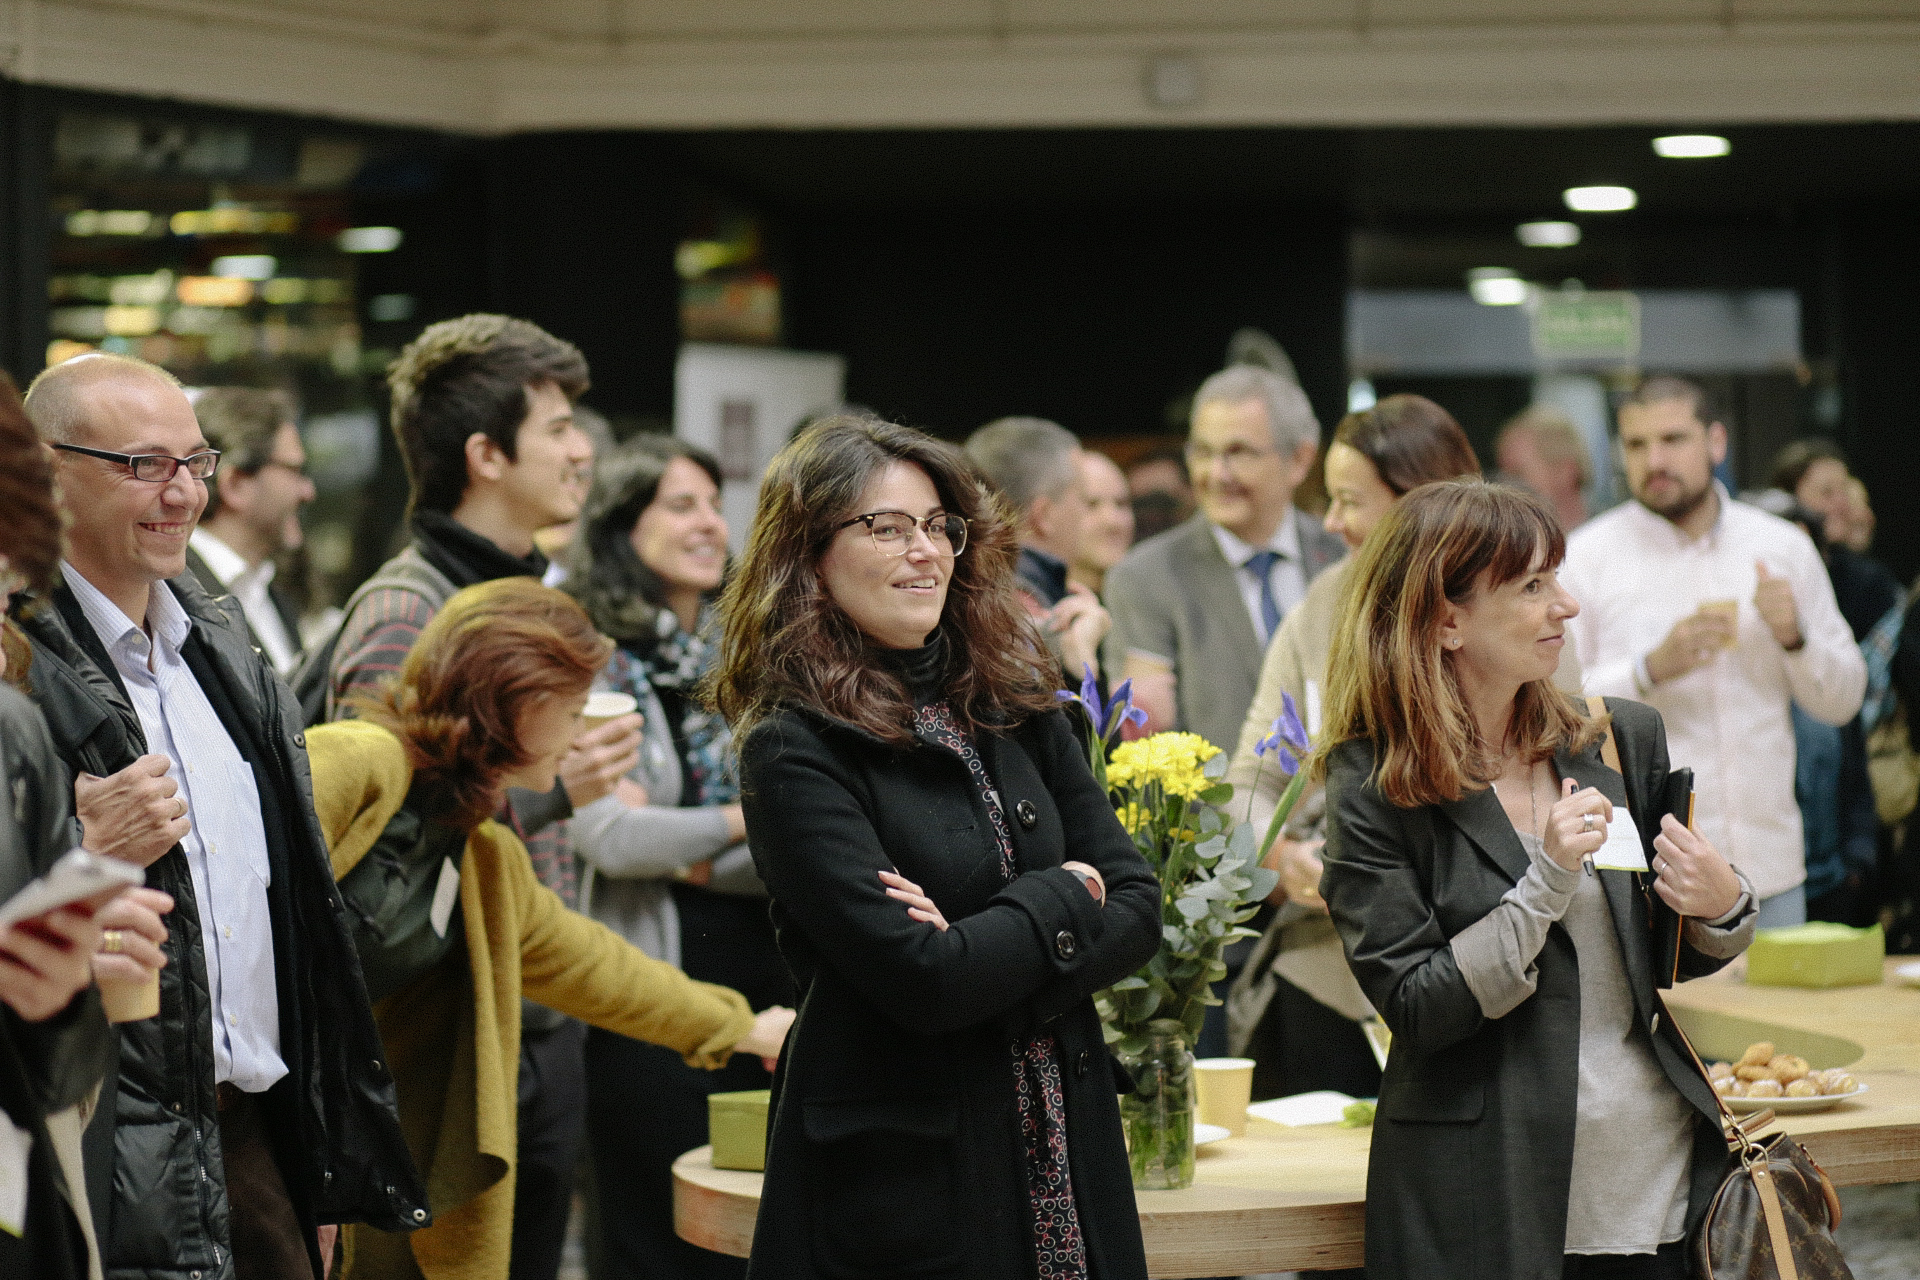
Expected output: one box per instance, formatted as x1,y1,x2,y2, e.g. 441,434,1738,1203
338,226,403,253
1653,134,1730,159
211,255,276,280
1517,220,1581,248
1564,185,1637,213
1467,268,1528,306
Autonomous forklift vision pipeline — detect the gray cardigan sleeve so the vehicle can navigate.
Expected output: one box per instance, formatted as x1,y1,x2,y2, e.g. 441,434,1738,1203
570,794,736,879
1449,838,1582,1019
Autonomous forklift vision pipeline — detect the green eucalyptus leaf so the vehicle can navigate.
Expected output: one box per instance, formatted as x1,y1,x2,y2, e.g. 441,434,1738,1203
1203,751,1230,781
1174,897,1211,922
1110,975,1150,991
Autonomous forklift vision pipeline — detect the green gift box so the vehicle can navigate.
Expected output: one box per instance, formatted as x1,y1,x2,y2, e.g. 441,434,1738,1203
1746,922,1884,989
708,1089,771,1172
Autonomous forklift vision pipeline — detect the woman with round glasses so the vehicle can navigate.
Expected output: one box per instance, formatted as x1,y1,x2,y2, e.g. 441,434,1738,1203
713,415,1160,1280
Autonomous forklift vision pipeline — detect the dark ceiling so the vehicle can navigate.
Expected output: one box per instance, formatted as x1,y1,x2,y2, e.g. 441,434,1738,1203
664,122,1920,291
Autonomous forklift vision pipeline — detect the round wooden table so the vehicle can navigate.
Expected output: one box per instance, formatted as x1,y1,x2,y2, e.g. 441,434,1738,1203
675,959,1920,1276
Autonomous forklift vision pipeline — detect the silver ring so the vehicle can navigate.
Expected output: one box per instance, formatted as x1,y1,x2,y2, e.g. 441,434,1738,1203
1583,813,1597,831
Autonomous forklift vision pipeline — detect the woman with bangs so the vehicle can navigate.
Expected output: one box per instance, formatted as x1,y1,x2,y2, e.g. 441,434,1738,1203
714,416,1160,1280
1316,481,1757,1280
303,578,791,1280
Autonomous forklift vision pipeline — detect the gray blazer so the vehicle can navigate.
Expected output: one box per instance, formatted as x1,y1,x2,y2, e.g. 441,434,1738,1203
1102,509,1345,753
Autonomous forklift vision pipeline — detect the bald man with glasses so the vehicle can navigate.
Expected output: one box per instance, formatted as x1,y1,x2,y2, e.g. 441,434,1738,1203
17,353,422,1280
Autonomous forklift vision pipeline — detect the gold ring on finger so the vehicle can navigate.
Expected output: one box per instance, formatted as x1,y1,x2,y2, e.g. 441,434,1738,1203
102,930,124,954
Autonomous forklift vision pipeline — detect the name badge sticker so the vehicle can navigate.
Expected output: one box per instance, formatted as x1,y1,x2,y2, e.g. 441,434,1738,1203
1593,807,1650,871
430,856,461,939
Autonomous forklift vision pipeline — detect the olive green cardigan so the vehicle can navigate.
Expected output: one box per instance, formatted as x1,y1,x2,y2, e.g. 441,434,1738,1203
307,720,754,1280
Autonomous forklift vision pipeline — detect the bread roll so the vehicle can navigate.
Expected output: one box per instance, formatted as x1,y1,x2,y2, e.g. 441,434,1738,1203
1746,1079,1784,1098
1736,1064,1780,1082
1767,1054,1810,1083
1737,1042,1776,1068
1785,1079,1820,1098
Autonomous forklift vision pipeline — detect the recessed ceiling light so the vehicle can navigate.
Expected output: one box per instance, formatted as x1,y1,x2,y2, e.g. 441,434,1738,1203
1467,268,1528,306
1653,134,1730,159
1517,221,1581,248
1564,185,1637,213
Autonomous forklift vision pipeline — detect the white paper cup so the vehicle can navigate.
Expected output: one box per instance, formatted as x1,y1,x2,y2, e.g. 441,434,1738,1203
1194,1057,1256,1136
581,691,638,732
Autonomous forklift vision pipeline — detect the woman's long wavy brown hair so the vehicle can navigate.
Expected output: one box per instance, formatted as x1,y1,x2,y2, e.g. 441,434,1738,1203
1317,479,1602,807
351,578,613,828
712,415,1056,747
0,372,63,689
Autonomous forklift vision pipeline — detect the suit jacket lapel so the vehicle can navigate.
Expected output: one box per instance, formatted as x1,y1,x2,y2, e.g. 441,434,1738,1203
1436,785,1532,885
1557,740,1660,1023
1179,517,1263,689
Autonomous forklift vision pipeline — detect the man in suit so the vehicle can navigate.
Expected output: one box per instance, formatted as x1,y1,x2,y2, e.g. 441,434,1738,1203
1104,365,1344,756
186,387,314,676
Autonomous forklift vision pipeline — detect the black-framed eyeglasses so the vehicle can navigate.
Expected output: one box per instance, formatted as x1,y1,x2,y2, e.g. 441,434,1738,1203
53,443,220,483
833,510,969,557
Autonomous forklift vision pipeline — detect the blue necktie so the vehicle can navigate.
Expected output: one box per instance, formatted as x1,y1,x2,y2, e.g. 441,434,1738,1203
1244,549,1283,640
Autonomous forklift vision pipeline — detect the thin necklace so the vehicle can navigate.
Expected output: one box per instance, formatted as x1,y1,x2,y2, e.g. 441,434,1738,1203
1495,758,1542,838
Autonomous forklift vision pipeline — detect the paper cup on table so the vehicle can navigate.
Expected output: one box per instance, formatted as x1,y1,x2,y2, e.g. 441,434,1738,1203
100,971,160,1023
1194,1057,1256,1137
581,690,638,732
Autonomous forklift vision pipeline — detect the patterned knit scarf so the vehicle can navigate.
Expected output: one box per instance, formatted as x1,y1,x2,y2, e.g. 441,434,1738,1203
633,604,738,806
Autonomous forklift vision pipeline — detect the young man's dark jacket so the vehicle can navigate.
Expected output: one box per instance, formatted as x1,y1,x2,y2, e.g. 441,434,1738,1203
16,569,427,1280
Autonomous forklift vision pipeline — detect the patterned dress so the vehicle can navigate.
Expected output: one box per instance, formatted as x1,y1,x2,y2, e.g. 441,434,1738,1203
913,701,1089,1280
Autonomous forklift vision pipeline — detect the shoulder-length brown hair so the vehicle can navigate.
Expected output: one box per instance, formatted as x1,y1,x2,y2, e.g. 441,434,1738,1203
1317,480,1601,808
712,415,1055,747
351,577,613,828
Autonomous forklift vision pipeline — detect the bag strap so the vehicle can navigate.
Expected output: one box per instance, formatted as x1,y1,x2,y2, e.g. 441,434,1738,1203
1585,695,1622,774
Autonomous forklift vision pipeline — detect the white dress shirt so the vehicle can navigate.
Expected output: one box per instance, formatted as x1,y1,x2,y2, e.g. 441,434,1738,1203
1560,487,1866,900
65,564,287,1092
189,528,300,676
1211,513,1309,648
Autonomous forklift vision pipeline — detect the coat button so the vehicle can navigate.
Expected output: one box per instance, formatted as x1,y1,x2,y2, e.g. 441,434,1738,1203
293,732,305,748
412,1208,428,1222
1075,1049,1090,1078
1055,930,1077,960
1650,1012,1661,1034
1015,799,1038,830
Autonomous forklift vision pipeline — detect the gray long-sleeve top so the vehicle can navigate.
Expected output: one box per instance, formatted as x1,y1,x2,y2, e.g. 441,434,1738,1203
570,677,762,967
1451,828,1756,1255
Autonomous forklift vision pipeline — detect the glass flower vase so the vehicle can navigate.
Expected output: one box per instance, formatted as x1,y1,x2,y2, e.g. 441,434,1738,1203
1115,1019,1196,1190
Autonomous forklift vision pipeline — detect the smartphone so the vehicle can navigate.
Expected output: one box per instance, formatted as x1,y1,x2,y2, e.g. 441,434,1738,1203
0,849,144,932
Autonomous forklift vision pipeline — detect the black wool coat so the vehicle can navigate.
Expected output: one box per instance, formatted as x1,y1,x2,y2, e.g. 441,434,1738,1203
738,704,1159,1280
19,572,427,1280
1320,698,1738,1280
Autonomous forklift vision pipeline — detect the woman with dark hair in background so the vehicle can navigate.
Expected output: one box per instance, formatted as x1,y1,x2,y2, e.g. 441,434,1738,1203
1221,394,1492,1110
0,374,169,1280
563,435,792,1280
713,416,1159,1280
1319,481,1754,1280
305,578,791,1280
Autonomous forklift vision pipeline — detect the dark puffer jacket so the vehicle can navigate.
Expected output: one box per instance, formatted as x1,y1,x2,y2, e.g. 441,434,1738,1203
18,571,427,1280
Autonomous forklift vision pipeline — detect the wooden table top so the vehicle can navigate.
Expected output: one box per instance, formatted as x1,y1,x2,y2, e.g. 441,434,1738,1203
673,958,1920,1277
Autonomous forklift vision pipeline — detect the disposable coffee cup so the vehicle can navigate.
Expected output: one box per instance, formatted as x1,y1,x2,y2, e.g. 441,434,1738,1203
1697,599,1739,646
100,971,160,1023
581,691,638,733
1194,1057,1256,1136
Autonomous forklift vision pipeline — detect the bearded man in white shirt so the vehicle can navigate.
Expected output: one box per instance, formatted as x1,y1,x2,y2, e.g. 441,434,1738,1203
186,387,315,675
1562,376,1865,928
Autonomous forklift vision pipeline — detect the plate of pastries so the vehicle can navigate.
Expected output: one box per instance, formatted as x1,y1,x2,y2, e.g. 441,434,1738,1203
1707,1041,1866,1113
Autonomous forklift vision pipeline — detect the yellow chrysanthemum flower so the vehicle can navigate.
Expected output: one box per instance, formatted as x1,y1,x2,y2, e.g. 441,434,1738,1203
1116,802,1152,834
1106,732,1222,801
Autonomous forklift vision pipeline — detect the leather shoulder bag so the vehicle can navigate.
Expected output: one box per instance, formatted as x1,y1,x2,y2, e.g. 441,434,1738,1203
1588,698,1854,1280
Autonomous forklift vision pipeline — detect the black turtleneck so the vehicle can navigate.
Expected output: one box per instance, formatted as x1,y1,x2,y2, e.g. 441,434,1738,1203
411,509,549,591
873,629,949,706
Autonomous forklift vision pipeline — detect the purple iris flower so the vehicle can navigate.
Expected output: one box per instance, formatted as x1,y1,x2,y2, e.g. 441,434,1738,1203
1253,691,1310,774
1056,665,1147,740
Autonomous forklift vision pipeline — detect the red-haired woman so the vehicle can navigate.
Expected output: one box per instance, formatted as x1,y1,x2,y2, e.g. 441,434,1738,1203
304,578,791,1280
712,416,1160,1280
1317,481,1755,1280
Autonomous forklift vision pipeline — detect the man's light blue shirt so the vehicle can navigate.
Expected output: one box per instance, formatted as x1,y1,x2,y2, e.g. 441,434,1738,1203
64,563,287,1092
